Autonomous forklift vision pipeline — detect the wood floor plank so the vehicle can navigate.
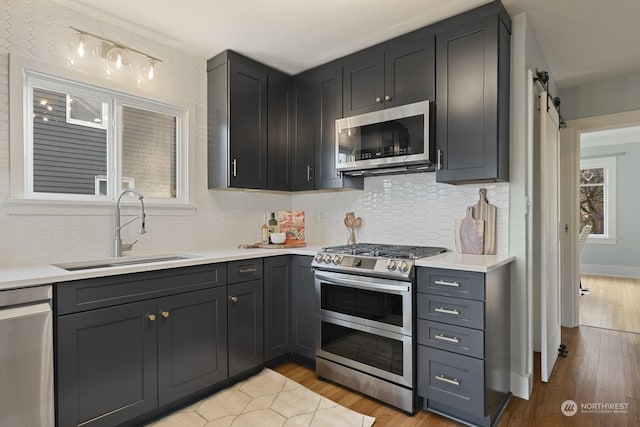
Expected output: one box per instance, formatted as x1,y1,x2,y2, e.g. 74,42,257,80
580,275,640,333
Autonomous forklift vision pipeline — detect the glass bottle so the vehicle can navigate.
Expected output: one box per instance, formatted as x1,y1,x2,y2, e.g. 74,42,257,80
261,213,269,244
268,212,278,243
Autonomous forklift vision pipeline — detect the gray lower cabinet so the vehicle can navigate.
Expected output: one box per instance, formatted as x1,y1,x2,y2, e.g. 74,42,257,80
416,265,511,427
291,255,315,361
56,264,228,427
264,256,292,361
227,259,264,377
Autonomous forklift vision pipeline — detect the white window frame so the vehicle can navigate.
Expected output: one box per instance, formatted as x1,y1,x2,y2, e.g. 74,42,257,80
579,156,617,244
8,54,196,215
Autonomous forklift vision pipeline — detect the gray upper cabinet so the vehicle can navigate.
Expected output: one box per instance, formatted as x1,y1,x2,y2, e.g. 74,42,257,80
291,71,316,191
208,50,290,190
343,35,435,117
435,10,510,183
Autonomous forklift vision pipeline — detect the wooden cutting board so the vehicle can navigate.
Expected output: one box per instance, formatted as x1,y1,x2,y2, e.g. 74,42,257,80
472,188,497,255
455,207,485,254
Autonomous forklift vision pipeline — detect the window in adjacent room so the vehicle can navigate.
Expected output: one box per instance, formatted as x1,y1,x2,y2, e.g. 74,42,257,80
579,156,616,241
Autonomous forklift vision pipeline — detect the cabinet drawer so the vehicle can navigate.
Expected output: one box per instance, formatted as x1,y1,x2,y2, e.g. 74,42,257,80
417,346,485,417
56,264,227,315
417,319,484,359
227,259,264,284
417,267,485,300
417,294,484,329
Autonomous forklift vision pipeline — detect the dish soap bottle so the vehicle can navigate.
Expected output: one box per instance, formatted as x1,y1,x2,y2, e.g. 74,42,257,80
261,213,269,244
268,212,278,244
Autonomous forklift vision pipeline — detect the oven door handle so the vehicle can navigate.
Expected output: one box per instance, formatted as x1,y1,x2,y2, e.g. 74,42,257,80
315,271,410,293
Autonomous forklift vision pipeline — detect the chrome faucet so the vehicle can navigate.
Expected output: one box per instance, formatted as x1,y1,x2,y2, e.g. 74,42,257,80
114,189,146,257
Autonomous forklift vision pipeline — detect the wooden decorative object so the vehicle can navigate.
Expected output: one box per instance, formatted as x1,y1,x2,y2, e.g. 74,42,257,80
455,207,484,254
472,188,497,255
344,212,362,244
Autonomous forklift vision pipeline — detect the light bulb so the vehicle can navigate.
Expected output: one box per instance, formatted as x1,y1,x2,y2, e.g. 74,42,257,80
106,46,130,70
140,58,158,81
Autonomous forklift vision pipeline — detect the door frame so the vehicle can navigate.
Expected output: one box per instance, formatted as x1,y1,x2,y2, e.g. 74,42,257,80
561,109,640,326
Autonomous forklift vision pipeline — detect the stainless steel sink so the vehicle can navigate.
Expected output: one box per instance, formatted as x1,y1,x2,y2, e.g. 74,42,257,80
53,254,200,271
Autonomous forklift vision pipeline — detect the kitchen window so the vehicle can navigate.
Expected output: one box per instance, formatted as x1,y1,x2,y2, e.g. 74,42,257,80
579,156,617,243
9,55,194,214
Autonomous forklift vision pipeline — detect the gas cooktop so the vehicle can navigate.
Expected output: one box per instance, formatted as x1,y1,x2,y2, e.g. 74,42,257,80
322,243,448,260
312,243,448,280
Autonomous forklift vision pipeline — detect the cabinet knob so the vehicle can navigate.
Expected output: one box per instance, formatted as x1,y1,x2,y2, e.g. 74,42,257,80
229,296,238,303
161,311,170,318
375,97,383,103
147,313,156,321
384,95,392,101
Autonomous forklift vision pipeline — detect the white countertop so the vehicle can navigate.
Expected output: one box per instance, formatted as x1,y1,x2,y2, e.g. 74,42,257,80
0,246,513,292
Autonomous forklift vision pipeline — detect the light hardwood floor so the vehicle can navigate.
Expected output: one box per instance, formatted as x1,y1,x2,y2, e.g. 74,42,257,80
274,326,640,426
580,275,640,333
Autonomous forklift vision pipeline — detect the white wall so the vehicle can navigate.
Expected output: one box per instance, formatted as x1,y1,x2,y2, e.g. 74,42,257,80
580,142,640,278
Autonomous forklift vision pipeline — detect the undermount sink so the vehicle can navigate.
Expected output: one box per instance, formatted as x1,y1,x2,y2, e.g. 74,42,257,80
53,254,200,271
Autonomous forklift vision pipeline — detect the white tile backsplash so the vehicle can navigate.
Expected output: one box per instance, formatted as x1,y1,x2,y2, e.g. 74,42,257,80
0,0,509,266
292,173,510,254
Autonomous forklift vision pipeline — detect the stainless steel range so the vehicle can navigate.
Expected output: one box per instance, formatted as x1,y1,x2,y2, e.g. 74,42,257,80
312,243,447,413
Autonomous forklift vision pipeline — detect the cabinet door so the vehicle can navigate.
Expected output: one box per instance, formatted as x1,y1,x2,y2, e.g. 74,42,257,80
264,256,292,361
228,280,264,377
384,35,435,108
435,15,509,183
57,300,157,427
268,70,291,190
343,50,385,117
229,58,268,189
157,287,228,406
291,71,315,191
315,63,363,190
291,255,316,361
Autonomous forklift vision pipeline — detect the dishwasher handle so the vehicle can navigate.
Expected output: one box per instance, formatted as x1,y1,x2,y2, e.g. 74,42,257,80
0,285,52,308
0,302,51,321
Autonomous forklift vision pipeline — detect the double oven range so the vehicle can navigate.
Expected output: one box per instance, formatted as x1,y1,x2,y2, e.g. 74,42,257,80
312,243,447,413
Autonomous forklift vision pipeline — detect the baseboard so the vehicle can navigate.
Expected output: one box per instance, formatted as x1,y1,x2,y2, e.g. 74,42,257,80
580,263,640,279
510,371,532,400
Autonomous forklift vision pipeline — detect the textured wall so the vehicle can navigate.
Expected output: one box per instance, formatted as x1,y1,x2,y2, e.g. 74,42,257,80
0,0,510,266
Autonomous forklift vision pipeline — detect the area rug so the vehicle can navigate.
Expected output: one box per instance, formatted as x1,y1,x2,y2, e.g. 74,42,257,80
148,368,376,427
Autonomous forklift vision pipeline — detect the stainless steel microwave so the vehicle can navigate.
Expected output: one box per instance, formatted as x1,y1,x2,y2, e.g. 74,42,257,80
335,100,431,174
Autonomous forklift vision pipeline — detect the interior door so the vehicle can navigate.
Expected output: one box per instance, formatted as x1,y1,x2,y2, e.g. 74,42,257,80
539,91,562,382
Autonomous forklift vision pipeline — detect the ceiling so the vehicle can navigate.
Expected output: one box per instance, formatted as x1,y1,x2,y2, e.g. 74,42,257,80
52,0,640,89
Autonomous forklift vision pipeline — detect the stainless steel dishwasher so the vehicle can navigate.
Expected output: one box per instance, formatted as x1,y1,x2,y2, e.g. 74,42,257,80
0,285,54,427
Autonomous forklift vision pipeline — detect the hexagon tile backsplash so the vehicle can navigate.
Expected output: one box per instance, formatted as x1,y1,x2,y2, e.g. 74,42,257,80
292,173,510,255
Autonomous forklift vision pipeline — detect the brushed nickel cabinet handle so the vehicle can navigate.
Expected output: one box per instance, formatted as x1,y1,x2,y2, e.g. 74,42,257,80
147,313,156,321
161,311,170,318
229,296,238,303
232,158,237,177
435,280,460,287
238,267,257,274
435,334,460,344
435,374,460,386
307,165,313,182
437,149,443,170
435,307,460,316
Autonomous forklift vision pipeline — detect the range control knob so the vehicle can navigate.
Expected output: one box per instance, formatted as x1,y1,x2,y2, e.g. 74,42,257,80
386,259,397,271
324,254,333,264
399,261,410,273
332,255,342,265
314,253,324,263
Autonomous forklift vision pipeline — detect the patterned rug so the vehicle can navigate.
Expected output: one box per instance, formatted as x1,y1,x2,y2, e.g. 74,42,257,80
148,368,376,427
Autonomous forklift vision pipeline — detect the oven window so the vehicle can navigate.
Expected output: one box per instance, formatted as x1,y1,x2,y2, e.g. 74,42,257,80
321,321,403,375
320,283,403,326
